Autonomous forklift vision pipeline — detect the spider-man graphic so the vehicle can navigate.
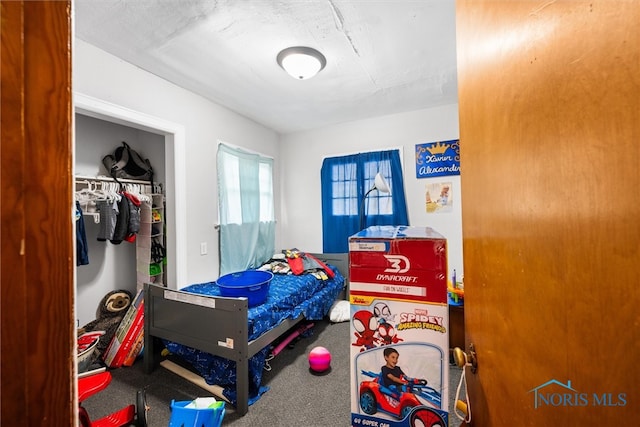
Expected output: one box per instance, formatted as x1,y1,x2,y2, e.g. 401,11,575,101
352,310,380,351
377,321,403,346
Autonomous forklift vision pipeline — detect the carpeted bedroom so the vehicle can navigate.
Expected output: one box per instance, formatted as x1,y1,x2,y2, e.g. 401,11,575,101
80,318,465,426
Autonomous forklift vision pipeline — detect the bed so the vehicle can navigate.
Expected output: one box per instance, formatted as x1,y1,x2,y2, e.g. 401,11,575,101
143,253,348,416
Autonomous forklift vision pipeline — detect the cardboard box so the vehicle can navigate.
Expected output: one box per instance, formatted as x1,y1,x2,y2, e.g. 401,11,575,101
122,327,144,367
349,226,447,304
102,289,144,368
349,226,449,427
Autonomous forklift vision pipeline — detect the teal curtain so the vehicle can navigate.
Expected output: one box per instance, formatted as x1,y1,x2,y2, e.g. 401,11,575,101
217,144,275,275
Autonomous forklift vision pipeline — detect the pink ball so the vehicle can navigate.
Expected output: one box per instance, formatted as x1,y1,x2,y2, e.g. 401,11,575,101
308,346,331,372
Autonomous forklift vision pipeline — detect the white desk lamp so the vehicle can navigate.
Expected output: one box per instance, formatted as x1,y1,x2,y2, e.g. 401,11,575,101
359,172,391,230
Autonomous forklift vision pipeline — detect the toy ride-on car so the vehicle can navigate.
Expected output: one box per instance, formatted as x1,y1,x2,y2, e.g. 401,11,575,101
78,371,148,427
359,370,445,427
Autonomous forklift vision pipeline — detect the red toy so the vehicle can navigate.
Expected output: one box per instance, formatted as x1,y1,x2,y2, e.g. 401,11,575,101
271,322,314,357
78,371,147,427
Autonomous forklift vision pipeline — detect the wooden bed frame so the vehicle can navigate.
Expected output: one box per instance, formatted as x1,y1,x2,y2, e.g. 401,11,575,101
143,252,348,416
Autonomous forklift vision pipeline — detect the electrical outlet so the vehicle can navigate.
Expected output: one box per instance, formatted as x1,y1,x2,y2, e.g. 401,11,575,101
200,242,207,255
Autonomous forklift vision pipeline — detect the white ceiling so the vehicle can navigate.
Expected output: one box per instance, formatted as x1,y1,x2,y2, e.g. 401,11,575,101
74,0,458,134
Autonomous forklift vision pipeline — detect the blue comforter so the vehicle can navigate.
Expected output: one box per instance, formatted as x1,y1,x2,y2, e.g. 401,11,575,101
163,266,345,406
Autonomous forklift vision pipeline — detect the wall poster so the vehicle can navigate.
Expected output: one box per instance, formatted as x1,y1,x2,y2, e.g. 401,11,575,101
415,139,460,178
426,181,453,214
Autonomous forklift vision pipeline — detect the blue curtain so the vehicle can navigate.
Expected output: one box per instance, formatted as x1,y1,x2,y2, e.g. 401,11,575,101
321,149,408,253
217,144,275,275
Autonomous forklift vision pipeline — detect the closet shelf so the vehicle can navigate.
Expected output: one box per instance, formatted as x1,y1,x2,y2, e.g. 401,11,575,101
136,193,166,291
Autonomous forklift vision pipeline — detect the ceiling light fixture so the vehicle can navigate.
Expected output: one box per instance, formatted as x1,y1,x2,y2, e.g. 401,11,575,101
277,46,326,80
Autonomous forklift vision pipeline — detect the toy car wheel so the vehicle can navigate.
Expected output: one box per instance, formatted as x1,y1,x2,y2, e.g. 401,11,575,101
360,390,377,415
409,408,446,427
136,389,148,427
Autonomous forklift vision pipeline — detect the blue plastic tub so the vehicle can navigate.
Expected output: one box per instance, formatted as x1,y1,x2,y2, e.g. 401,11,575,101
168,399,225,427
216,270,273,307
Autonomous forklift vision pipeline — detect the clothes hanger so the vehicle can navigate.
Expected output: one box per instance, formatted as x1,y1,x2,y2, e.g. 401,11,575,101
102,182,121,202
74,180,102,223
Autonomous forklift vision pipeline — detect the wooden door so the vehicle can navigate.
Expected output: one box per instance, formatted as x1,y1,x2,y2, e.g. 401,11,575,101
1,1,74,425
456,1,639,425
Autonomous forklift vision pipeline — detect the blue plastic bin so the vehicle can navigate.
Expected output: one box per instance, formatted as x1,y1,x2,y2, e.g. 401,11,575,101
168,400,225,427
216,270,273,307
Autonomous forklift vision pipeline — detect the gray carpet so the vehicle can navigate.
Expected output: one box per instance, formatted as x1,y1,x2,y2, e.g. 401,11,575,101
80,319,464,426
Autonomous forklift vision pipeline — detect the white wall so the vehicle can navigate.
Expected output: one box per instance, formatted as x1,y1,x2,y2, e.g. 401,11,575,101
74,39,280,324
75,114,166,180
279,104,464,281
73,39,464,325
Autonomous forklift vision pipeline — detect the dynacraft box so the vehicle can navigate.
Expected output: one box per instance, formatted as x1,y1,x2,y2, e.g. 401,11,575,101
349,226,447,305
349,226,449,427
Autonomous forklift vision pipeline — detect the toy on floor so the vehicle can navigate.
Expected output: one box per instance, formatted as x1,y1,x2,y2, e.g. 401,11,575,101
271,322,315,357
264,322,315,371
79,289,133,355
309,346,331,373
77,331,105,373
78,371,147,427
169,398,225,427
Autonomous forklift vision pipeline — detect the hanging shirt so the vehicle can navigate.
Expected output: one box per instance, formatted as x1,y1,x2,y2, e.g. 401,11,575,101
76,201,89,266
96,199,118,241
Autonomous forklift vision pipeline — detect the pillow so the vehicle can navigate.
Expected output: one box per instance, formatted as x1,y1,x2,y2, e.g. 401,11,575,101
329,300,350,323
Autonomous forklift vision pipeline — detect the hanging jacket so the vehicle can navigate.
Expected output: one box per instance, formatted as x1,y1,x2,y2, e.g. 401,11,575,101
123,192,141,243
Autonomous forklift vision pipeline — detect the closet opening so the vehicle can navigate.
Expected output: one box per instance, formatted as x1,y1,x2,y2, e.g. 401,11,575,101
74,93,187,327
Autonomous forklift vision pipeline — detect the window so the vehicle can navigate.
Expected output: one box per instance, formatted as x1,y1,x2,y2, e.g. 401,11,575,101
217,143,275,274
259,162,274,222
329,161,357,216
321,149,408,253
328,159,393,216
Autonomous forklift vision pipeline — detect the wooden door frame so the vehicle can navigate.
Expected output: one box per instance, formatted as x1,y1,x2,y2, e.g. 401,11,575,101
1,1,75,425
